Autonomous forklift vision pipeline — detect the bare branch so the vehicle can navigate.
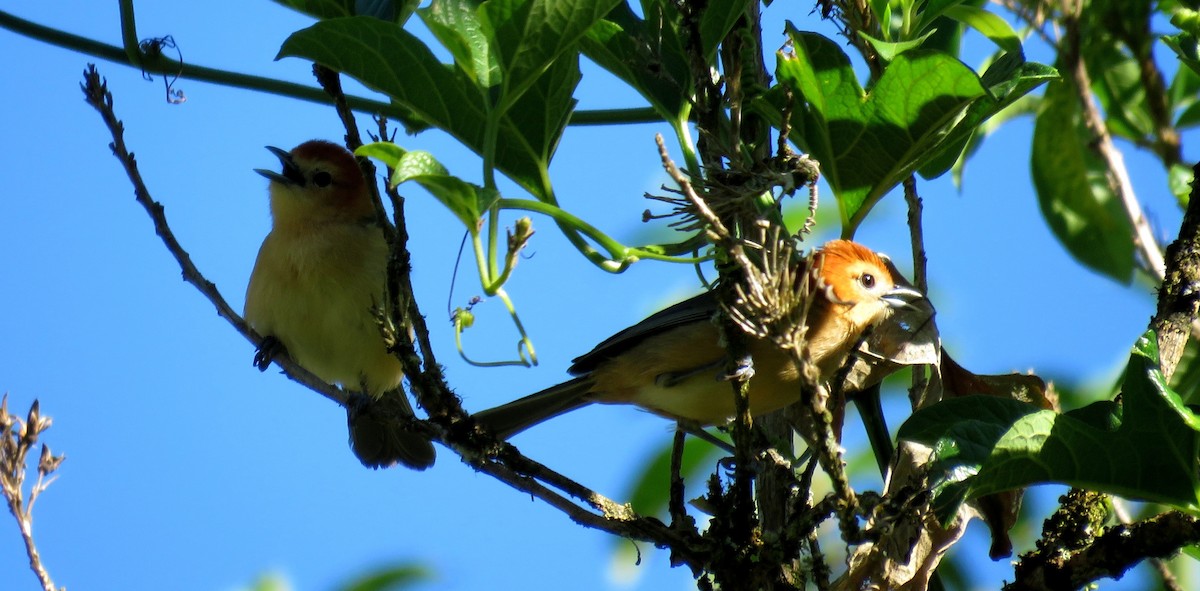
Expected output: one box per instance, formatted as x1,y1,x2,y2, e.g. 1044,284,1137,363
80,64,715,570
312,64,397,244
1062,6,1166,280
1,396,64,591
1009,489,1200,591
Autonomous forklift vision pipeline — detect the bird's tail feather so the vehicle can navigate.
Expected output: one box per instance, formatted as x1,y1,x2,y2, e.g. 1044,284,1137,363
474,377,594,439
347,392,437,470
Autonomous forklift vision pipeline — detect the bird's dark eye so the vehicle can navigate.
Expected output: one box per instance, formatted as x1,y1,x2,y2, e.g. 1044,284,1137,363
313,171,333,187
860,273,876,289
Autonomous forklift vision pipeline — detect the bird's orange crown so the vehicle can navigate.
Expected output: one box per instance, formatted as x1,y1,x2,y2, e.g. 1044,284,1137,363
816,239,897,304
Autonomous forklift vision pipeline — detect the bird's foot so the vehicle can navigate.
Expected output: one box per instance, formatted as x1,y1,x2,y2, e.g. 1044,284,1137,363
252,335,285,371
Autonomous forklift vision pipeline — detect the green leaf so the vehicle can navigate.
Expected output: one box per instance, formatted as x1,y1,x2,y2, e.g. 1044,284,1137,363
1170,162,1194,207
481,0,621,110
623,436,725,517
913,0,968,36
1172,7,1200,37
859,30,936,62
1164,33,1200,78
941,4,1022,55
1086,43,1154,143
355,141,408,167
868,0,895,37
1031,78,1135,283
279,15,570,196
272,0,355,19
1170,51,1200,109
359,145,499,229
337,563,431,591
395,151,500,227
698,0,754,60
420,0,500,88
613,435,724,564
242,573,292,591
354,0,416,23
948,92,1039,188
279,17,487,148
502,53,580,182
775,28,989,234
579,4,692,122
1178,98,1200,129
272,0,417,23
899,331,1200,524
918,53,1057,180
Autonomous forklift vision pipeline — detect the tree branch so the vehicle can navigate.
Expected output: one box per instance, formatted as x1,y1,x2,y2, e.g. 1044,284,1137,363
1,10,658,126
1151,160,1200,380
80,64,350,408
1,397,65,591
1062,6,1166,280
81,63,720,574
1009,491,1200,591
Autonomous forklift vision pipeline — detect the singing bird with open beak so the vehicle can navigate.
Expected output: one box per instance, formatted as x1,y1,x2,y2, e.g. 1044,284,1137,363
476,240,924,437
245,140,435,470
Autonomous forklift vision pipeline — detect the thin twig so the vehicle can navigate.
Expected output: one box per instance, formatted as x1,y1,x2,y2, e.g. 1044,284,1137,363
903,177,928,293
669,428,689,527
81,64,713,570
1,397,64,591
654,135,759,541
657,134,861,543
312,64,394,243
1062,5,1166,280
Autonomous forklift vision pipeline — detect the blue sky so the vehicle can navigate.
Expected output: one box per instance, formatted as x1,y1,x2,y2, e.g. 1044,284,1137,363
0,2,1194,590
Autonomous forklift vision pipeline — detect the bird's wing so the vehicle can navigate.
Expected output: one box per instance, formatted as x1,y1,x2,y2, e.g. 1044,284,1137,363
568,290,718,375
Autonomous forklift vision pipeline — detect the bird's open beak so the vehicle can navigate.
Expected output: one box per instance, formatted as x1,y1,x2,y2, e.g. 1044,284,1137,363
881,285,925,310
254,145,305,186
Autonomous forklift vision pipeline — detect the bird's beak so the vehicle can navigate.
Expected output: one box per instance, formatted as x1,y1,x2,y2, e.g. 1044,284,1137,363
254,145,305,186
881,285,925,310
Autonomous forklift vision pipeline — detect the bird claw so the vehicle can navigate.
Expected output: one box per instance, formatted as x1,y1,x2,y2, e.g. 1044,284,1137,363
714,454,766,476
253,335,285,371
725,362,755,382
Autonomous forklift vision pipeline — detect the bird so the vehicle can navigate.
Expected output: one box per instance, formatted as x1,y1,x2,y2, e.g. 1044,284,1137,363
474,240,924,439
244,140,435,470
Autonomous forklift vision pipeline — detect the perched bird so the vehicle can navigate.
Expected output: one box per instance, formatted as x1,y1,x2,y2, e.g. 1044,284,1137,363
245,140,435,470
475,240,923,438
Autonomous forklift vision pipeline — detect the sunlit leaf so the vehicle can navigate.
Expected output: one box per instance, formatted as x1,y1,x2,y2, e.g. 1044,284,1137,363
859,30,935,62
279,15,576,196
1164,32,1200,77
420,0,500,88
900,331,1200,524
942,4,1022,55
580,4,692,122
481,0,620,110
775,28,989,234
357,144,499,229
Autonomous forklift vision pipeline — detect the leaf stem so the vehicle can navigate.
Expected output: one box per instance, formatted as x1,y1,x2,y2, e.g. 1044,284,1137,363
496,198,710,266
